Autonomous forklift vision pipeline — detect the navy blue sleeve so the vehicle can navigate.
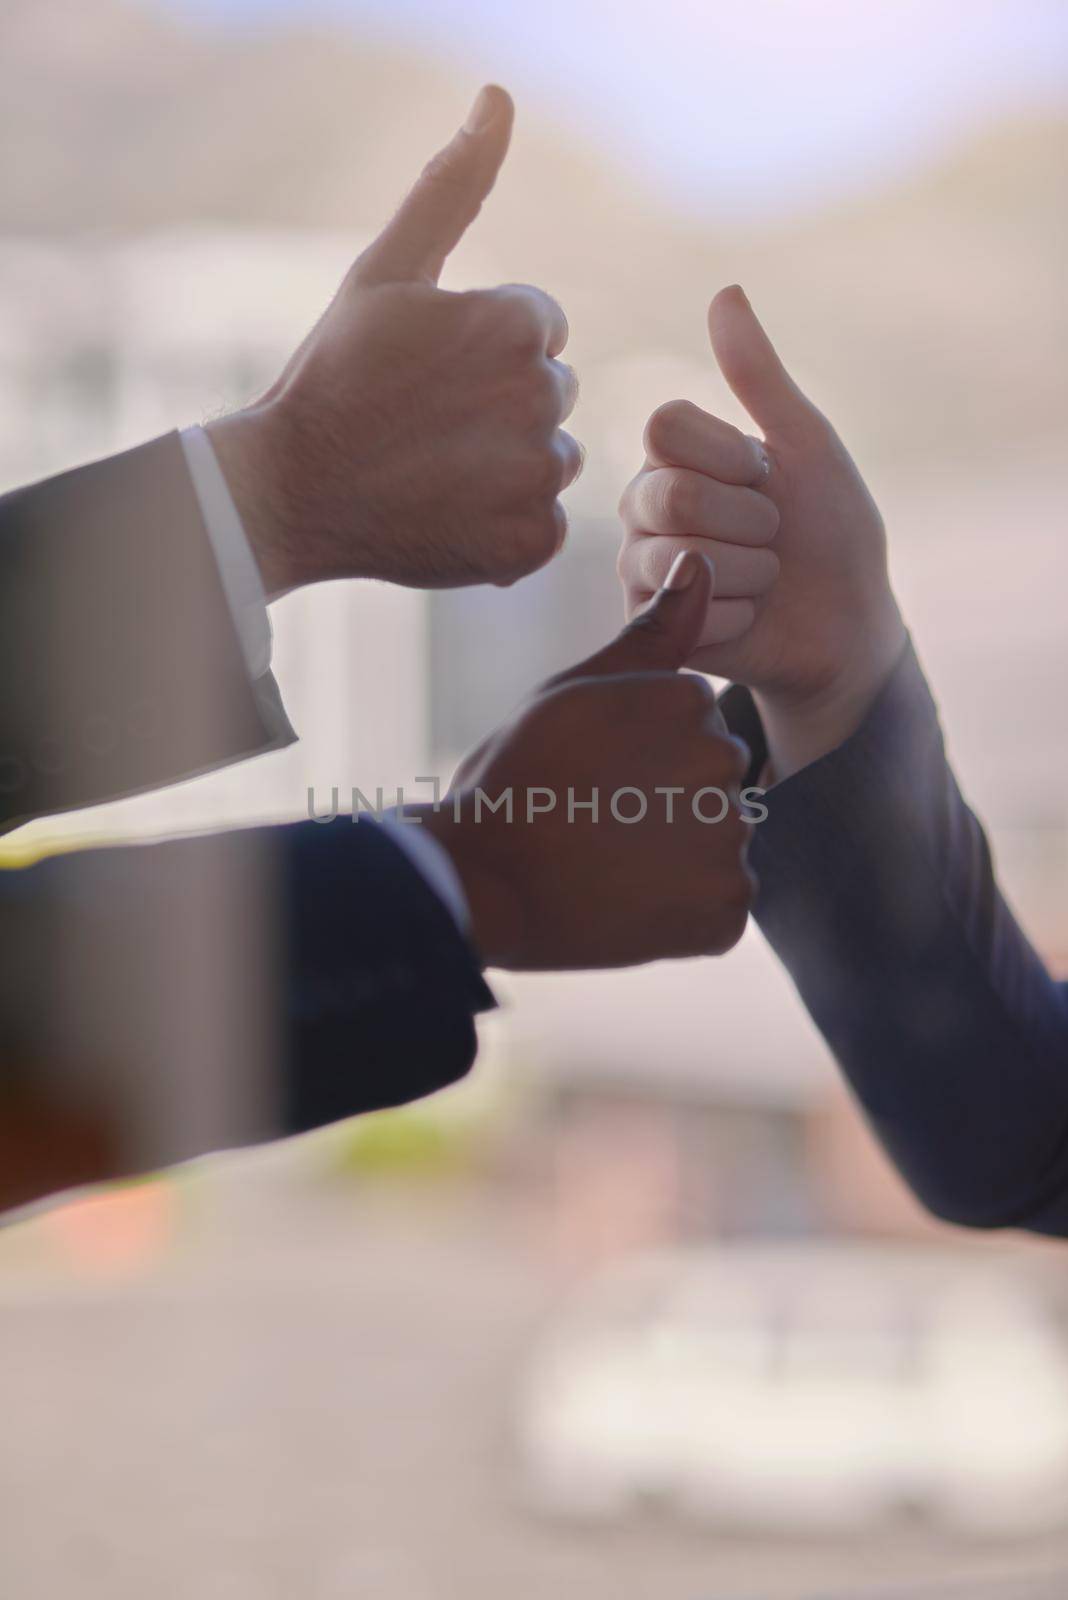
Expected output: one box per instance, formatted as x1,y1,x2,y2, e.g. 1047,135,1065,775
0,816,494,1195
721,645,1068,1236
281,816,495,1133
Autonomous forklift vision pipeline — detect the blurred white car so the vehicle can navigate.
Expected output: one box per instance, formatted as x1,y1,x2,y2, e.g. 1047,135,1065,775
515,1243,1068,1534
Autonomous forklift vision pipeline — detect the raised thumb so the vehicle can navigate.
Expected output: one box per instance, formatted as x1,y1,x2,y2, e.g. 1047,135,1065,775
354,85,514,288
708,284,818,437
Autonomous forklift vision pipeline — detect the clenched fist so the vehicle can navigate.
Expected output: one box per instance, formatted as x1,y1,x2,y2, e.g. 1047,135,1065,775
618,286,906,777
416,551,758,970
210,86,581,596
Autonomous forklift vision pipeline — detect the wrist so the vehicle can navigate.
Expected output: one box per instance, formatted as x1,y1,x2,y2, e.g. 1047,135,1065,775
755,607,907,781
414,802,526,969
206,407,303,603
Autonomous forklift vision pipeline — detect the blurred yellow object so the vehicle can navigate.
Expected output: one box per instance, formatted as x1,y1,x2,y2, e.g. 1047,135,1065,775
326,1106,476,1181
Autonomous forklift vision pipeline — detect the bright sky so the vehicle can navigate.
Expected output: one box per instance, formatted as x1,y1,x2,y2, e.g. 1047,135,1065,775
167,0,1067,214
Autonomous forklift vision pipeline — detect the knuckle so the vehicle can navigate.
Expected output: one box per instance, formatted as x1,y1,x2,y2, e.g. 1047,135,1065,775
476,290,527,340
560,432,585,486
342,255,366,293
676,672,716,713
635,536,681,595
518,503,564,568
617,472,645,527
763,495,782,537
616,547,654,616
493,508,560,586
728,872,757,921
672,903,712,958
723,865,755,911
751,547,781,591
658,468,699,530
557,360,579,408
707,881,755,954
751,492,782,542
419,150,467,197
460,287,496,319
533,447,565,499
705,726,748,773
724,809,751,854
494,293,545,357
643,399,692,460
508,319,545,361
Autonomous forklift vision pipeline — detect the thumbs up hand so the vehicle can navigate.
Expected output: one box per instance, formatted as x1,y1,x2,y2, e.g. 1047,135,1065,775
618,286,906,778
209,86,581,597
416,551,757,971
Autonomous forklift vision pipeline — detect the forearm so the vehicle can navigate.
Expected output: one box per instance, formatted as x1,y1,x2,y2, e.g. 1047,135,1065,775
0,818,493,1206
724,644,1068,1235
0,432,290,831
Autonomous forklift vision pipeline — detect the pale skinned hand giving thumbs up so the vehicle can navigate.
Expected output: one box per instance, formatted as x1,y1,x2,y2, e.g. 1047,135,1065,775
618,286,907,779
209,86,581,598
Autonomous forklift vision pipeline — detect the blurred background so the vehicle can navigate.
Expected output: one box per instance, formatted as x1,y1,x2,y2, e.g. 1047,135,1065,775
1,1,1067,1595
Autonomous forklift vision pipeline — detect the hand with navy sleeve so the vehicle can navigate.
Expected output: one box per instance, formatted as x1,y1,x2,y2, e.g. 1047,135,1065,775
618,287,1068,1237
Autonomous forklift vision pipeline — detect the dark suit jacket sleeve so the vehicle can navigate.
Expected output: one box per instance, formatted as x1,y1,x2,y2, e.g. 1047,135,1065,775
281,816,495,1133
0,431,292,833
721,644,1068,1237
0,816,494,1191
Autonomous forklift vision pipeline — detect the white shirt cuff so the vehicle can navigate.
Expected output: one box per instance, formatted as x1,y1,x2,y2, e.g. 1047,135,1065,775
378,812,471,939
180,424,274,681
179,425,471,941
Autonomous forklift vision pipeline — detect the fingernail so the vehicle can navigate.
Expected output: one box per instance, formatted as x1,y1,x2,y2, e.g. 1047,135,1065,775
747,435,771,486
663,550,702,591
464,86,497,135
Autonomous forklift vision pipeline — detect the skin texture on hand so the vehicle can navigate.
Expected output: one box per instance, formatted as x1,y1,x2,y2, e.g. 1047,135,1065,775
417,552,757,970
618,286,907,778
208,85,581,598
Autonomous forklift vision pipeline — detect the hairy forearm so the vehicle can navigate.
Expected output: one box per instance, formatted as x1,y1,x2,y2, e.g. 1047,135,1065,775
206,408,305,603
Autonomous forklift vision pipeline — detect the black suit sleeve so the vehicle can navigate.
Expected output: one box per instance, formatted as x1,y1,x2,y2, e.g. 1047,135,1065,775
722,645,1068,1237
0,816,495,1188
282,817,495,1130
0,431,291,832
